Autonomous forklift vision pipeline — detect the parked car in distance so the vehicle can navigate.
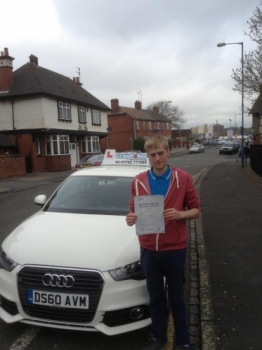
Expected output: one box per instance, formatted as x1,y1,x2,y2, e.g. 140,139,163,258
189,144,201,153
219,142,238,155
198,144,205,152
217,140,226,145
75,154,104,170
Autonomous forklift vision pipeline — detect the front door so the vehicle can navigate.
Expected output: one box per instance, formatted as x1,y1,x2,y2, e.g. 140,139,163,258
69,143,77,167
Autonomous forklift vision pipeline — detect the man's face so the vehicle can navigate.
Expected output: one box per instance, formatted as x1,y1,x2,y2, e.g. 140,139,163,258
147,146,170,174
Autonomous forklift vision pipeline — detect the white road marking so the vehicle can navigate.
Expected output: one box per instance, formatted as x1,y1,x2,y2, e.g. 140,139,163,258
9,327,39,350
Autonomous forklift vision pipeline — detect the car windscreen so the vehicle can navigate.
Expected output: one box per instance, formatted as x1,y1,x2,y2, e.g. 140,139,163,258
43,175,133,215
223,143,233,147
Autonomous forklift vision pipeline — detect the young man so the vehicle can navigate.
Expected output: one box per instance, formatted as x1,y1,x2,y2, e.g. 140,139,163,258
126,135,200,350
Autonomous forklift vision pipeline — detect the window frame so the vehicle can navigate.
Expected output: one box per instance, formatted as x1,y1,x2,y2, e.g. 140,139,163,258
91,109,101,126
35,138,41,155
46,135,70,155
58,101,71,121
81,136,100,153
78,106,86,123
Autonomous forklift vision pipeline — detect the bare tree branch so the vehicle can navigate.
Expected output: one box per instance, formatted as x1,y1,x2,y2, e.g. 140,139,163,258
146,100,187,129
232,1,262,111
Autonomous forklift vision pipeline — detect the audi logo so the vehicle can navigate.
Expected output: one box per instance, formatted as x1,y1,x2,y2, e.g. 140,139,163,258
42,274,75,288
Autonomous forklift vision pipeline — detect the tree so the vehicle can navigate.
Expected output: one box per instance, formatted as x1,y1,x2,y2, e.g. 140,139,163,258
146,100,187,129
231,2,262,108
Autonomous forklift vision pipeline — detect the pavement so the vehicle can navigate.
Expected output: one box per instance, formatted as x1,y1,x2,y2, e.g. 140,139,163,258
195,161,262,350
1,148,261,349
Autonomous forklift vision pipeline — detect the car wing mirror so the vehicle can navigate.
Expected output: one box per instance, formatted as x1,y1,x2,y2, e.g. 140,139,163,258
34,195,47,207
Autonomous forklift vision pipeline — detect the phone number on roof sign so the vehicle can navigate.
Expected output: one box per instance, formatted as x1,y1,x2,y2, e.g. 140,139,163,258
115,160,147,164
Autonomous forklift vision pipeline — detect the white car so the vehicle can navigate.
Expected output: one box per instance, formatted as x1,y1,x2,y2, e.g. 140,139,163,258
0,150,151,335
189,144,201,153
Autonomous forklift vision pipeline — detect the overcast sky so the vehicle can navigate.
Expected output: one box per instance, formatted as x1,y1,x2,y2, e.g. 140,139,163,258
1,0,259,129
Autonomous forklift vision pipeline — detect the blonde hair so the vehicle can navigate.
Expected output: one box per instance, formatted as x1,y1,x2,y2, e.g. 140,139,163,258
144,135,169,153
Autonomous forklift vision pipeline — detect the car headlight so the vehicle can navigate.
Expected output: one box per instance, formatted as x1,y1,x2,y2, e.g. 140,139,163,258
109,261,145,281
0,247,18,272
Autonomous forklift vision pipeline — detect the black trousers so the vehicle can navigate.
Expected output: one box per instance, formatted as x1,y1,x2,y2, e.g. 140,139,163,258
140,247,190,346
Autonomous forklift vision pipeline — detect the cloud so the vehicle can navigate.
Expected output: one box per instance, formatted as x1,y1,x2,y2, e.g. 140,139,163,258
1,0,258,129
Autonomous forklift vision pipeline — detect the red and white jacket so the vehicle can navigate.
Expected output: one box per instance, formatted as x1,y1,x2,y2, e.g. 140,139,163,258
129,167,200,251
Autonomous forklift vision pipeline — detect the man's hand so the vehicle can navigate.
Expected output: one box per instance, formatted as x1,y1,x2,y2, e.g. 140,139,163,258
164,208,184,220
164,208,200,220
126,212,137,226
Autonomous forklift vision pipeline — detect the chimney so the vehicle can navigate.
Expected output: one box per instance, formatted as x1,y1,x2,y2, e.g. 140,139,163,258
111,98,119,112
29,54,39,66
73,77,82,86
0,47,15,92
153,106,159,114
135,100,142,110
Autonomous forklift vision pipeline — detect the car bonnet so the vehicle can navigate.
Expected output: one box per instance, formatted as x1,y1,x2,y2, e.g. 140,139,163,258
2,211,139,271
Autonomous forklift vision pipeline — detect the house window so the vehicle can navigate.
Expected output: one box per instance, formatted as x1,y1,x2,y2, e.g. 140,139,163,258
149,121,152,130
166,123,169,129
136,120,140,130
143,121,146,130
81,136,100,153
58,102,71,121
92,109,101,125
36,138,41,154
78,106,86,123
46,135,69,155
157,122,160,130
260,114,262,125
4,149,9,155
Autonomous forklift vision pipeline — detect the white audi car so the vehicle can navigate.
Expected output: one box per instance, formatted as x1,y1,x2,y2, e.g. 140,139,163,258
0,150,151,335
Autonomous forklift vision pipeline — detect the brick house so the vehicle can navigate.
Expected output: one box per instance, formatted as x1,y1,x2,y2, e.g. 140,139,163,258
0,48,110,174
249,85,262,144
100,99,172,152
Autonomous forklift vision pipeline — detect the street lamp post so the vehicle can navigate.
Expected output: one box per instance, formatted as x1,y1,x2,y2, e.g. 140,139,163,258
217,42,244,167
229,119,232,128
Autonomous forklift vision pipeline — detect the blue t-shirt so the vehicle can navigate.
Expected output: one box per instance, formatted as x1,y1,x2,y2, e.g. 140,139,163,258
148,165,171,196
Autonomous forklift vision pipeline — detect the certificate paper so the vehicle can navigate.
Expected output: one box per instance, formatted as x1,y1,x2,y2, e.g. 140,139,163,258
134,195,165,235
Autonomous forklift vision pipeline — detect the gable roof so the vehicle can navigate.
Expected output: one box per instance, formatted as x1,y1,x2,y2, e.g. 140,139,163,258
0,63,110,111
0,134,16,147
109,106,171,122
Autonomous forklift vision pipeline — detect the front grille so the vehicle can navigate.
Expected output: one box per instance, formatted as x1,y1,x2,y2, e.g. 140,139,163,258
0,295,19,316
17,266,104,323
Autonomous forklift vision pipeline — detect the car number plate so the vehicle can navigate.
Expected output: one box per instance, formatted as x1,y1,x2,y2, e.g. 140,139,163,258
27,289,89,309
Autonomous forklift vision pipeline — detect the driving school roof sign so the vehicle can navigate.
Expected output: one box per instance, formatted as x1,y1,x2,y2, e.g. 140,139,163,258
102,150,150,166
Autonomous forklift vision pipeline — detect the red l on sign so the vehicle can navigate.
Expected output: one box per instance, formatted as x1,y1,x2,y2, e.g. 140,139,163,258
106,151,113,158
